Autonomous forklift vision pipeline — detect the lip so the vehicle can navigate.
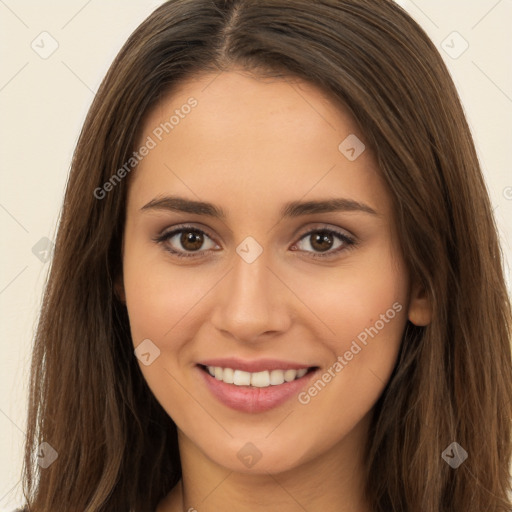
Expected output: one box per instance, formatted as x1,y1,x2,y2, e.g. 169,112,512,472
198,357,316,373
197,364,319,413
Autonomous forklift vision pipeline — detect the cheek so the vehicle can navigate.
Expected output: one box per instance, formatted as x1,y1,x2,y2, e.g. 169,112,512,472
289,240,408,418
122,243,212,420
122,233,208,347
288,236,408,353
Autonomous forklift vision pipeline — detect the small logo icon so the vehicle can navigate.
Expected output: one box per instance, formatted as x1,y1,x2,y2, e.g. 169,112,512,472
441,441,468,468
236,236,263,264
32,237,55,263
31,31,59,59
441,31,469,59
134,338,161,366
37,441,58,469
338,134,366,161
237,442,262,468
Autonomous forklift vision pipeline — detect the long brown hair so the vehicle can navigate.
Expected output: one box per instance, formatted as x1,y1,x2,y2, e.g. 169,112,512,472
22,0,512,510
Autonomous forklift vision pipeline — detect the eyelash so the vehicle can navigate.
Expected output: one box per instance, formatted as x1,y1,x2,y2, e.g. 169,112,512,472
153,225,357,260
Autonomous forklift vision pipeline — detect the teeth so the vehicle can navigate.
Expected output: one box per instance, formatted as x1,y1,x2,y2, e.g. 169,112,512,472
206,366,311,387
233,369,251,386
284,369,297,382
269,369,285,385
251,371,270,388
222,367,234,384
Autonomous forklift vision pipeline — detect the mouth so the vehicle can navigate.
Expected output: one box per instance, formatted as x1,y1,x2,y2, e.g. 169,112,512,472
197,364,319,387
196,363,320,413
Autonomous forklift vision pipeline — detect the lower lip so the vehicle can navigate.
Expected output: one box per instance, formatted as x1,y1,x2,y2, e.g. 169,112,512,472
197,365,318,413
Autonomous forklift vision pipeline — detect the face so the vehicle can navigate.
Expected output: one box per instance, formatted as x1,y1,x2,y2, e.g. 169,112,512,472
119,70,422,475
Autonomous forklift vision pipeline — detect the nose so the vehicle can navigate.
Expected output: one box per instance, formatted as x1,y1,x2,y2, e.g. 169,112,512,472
210,250,292,343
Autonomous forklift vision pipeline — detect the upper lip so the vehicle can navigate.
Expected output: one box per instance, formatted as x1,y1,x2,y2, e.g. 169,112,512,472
198,357,318,373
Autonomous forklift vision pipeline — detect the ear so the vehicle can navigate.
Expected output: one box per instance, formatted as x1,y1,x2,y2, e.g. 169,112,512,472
114,273,126,303
407,279,432,326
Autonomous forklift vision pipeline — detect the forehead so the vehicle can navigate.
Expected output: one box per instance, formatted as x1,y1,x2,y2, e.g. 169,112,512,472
143,70,364,160
128,71,390,218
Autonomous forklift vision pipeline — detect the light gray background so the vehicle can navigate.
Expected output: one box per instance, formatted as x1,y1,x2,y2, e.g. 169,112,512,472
1,0,511,508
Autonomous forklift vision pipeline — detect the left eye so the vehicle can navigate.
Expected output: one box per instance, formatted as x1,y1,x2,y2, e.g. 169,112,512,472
290,228,356,258
154,226,356,259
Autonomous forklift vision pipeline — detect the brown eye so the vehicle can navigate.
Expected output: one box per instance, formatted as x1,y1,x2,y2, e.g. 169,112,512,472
291,228,356,259
309,232,335,252
154,225,356,260
154,226,218,258
179,230,205,251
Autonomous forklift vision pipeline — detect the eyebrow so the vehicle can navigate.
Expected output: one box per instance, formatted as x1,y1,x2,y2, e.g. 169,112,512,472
140,195,378,218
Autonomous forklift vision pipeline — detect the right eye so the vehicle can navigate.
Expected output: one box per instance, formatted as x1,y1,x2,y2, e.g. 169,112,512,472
153,226,219,258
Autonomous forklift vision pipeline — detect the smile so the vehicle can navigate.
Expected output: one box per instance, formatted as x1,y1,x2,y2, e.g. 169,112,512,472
202,365,313,387
197,363,320,413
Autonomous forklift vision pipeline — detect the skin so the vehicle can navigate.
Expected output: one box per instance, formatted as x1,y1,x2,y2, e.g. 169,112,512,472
117,70,431,512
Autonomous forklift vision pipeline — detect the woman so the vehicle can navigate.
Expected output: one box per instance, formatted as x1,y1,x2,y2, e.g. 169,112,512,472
19,0,512,510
